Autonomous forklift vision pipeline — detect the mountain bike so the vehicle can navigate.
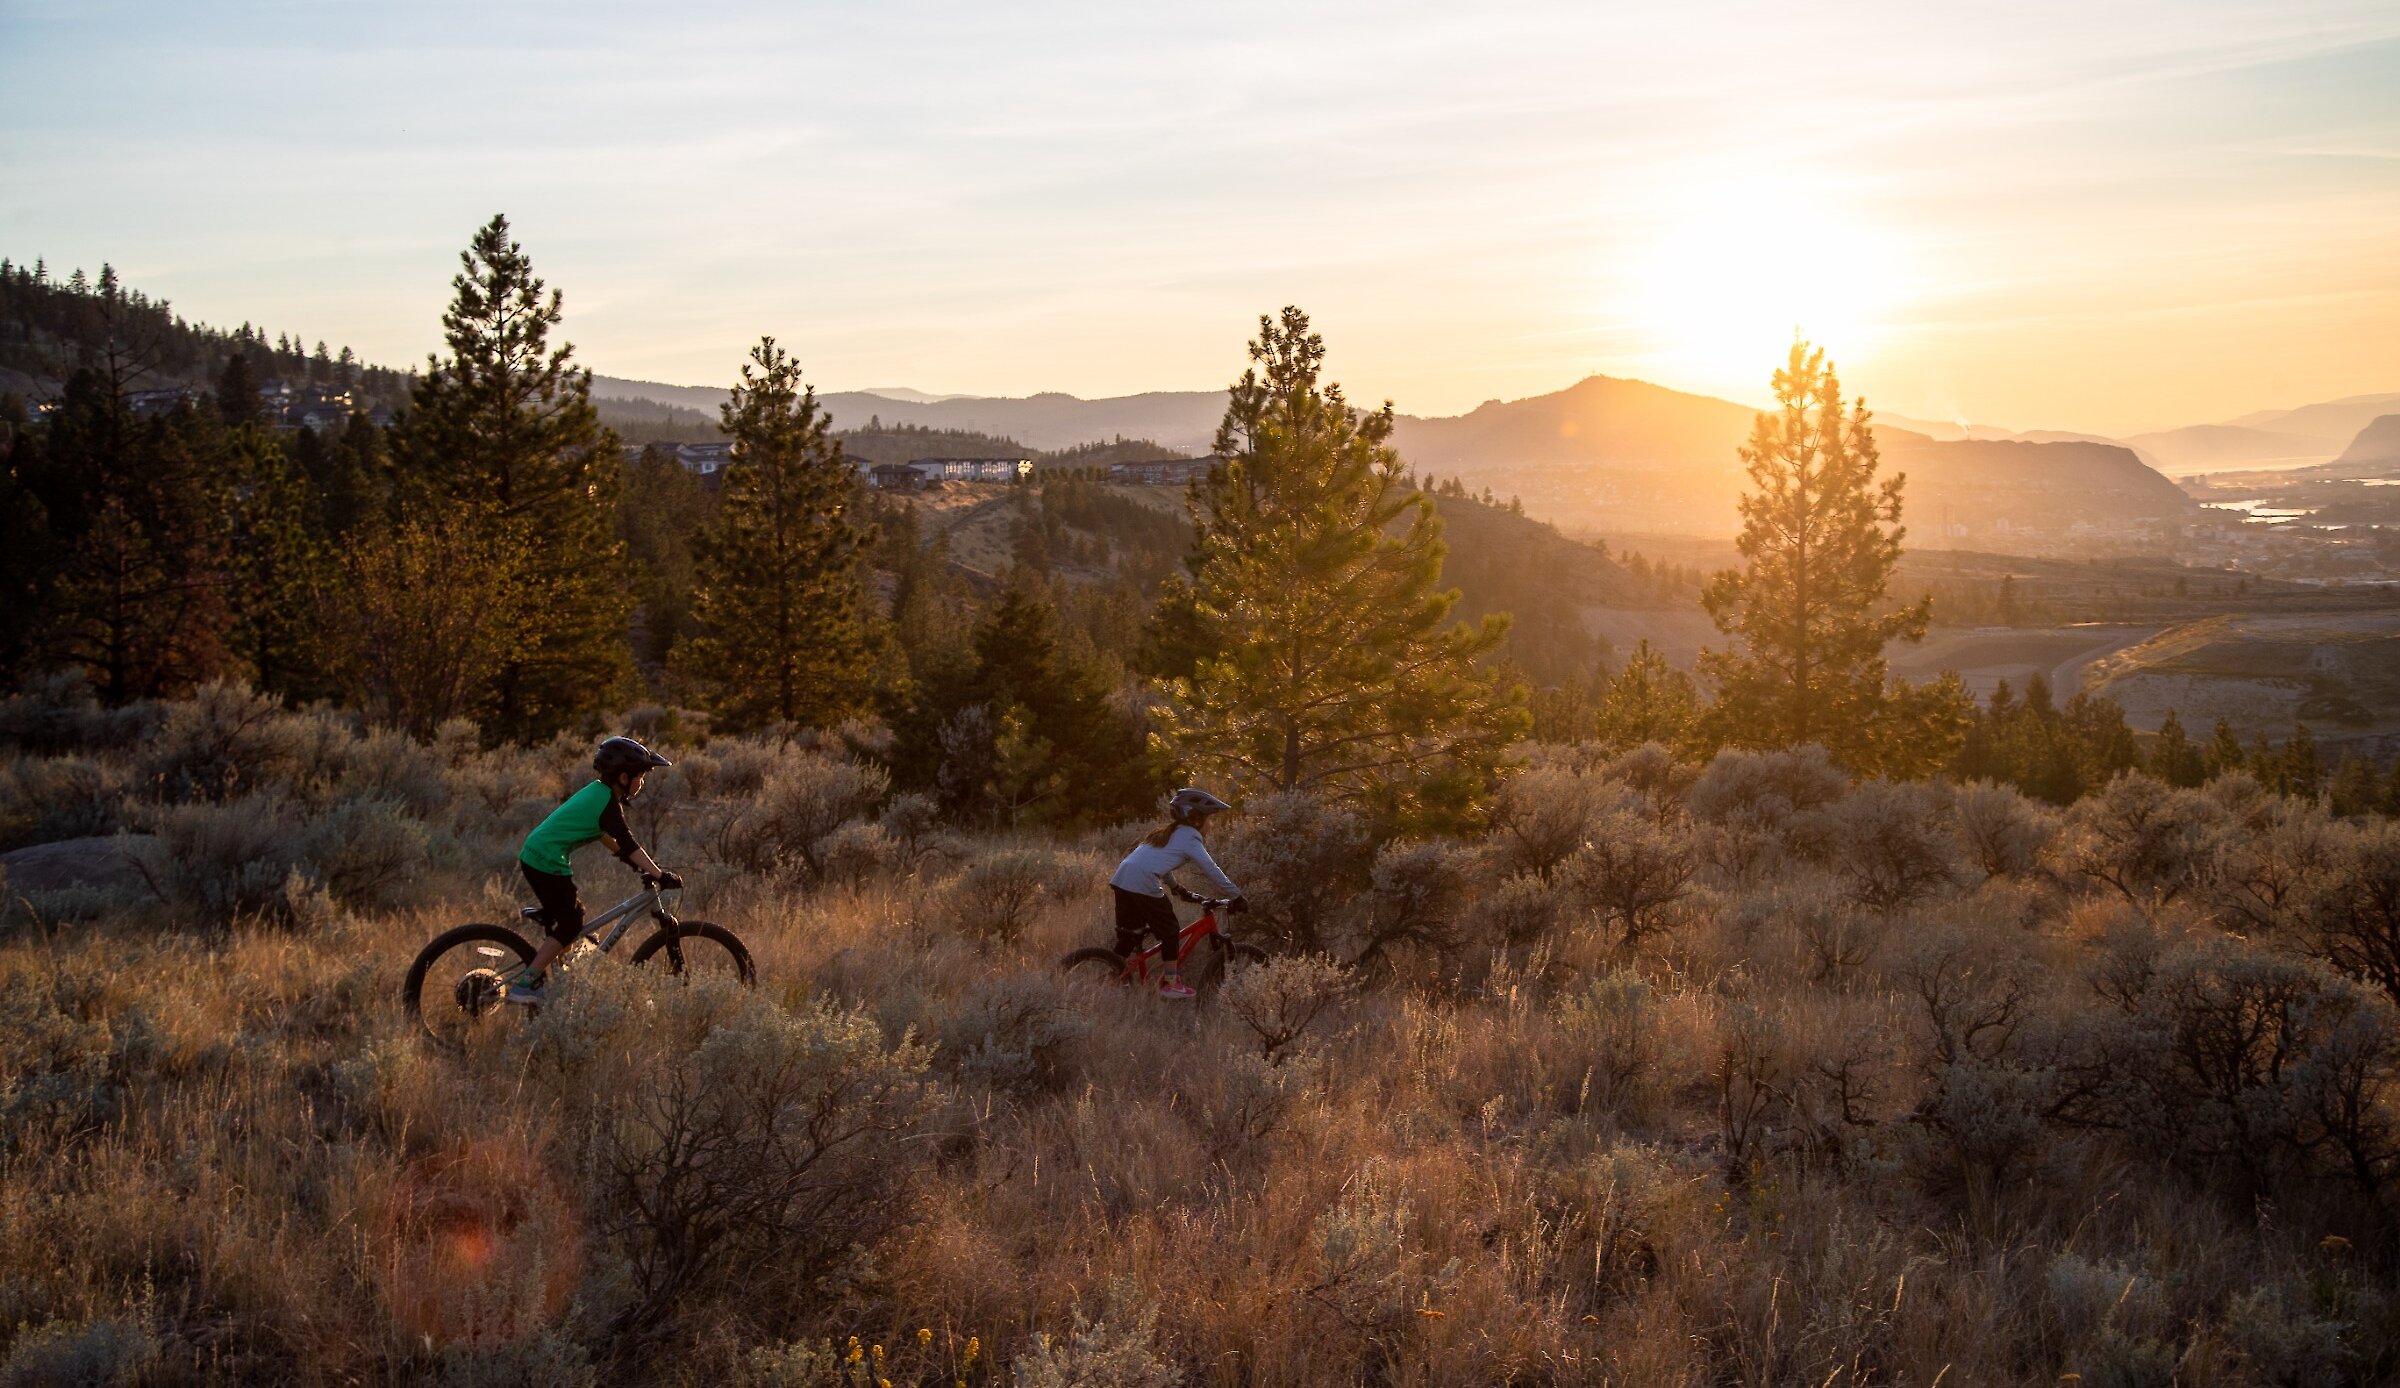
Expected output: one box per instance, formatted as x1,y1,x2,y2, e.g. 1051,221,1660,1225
1058,897,1266,997
403,879,754,1048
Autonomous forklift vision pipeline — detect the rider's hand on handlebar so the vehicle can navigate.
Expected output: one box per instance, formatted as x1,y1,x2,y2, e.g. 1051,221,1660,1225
1226,896,1249,915
646,869,685,891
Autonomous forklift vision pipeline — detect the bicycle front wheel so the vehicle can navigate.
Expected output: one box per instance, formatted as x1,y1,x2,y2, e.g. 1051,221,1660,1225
631,921,756,986
1192,939,1269,999
404,923,535,1049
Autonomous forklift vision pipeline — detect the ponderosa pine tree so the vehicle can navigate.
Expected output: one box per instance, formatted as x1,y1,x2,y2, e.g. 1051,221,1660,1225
1150,308,1525,818
1699,341,1931,771
2204,718,2249,781
391,214,629,740
2151,708,2206,787
1592,639,1701,754
685,338,874,732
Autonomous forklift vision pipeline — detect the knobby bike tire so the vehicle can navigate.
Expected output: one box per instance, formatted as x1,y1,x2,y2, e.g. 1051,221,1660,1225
1192,939,1270,999
404,922,535,1047
1059,946,1133,983
630,921,757,985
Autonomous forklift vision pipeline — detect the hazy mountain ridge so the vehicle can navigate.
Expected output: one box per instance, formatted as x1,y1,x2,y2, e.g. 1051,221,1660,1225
2333,414,2400,468
591,369,2199,543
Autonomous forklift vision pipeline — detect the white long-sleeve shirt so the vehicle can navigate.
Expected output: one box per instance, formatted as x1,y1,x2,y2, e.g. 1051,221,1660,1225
1109,825,1240,900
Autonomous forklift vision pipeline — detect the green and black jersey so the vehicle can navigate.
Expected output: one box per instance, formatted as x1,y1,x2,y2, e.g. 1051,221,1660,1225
519,780,642,877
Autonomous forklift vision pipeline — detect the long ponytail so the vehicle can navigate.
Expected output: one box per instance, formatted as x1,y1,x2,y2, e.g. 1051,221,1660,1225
1142,822,1180,848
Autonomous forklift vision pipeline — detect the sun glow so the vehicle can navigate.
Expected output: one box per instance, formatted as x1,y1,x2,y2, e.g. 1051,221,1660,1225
1616,181,1914,398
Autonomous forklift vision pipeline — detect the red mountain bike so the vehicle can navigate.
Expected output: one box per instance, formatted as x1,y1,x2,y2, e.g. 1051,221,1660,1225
1058,896,1266,997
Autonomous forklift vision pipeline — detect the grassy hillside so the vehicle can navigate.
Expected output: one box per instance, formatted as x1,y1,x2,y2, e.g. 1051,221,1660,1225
3,685,2397,1384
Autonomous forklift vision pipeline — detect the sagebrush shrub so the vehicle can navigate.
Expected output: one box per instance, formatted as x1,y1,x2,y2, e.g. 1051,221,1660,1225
140,681,339,803
1688,744,1847,864
942,973,1092,1095
1553,970,1657,1117
1462,870,1572,948
1351,839,1471,966
0,754,128,850
1564,808,1695,944
2308,819,2400,1006
2208,795,2346,936
298,794,431,908
2056,772,2229,910
1952,781,2055,882
1824,780,1960,913
942,848,1070,945
1013,1302,1182,1388
0,1315,160,1388
1213,791,1374,953
705,751,889,878
0,670,146,754
812,820,898,885
555,973,939,1347
1220,953,1353,1063
1486,766,1617,882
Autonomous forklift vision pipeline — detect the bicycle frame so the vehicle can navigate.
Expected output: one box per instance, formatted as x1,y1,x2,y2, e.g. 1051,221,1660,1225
1114,903,1227,984
536,884,677,957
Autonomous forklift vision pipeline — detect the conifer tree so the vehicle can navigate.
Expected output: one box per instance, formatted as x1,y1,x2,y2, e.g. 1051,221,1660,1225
390,214,629,740
1699,342,1929,770
2283,723,2322,799
1150,308,1525,814
685,338,874,732
1591,639,1699,753
2329,753,2381,818
2151,708,2206,787
2204,717,2248,781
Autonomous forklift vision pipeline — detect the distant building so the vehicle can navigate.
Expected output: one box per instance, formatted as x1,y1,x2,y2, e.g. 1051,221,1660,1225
1108,456,1218,486
125,387,200,418
908,456,1033,483
675,442,735,478
869,461,930,490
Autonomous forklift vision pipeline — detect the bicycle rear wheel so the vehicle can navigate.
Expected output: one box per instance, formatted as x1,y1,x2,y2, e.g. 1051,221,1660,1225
404,923,535,1049
631,921,756,986
1060,946,1134,985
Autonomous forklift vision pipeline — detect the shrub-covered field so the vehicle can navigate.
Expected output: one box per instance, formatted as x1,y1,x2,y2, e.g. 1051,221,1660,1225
3,681,2398,1386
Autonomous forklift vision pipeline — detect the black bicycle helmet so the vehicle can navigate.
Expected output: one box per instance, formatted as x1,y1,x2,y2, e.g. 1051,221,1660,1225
594,735,671,780
1166,787,1233,825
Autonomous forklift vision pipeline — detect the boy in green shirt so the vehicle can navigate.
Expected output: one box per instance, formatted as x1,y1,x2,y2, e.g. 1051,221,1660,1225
508,736,681,1003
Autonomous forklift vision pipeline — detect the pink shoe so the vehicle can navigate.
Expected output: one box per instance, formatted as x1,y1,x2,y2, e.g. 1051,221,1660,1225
1158,978,1196,999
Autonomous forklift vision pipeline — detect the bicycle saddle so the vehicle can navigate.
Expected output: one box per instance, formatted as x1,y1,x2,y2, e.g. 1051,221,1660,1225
520,906,552,925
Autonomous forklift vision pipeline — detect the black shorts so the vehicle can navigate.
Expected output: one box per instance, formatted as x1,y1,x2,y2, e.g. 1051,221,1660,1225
521,863,586,945
1113,886,1181,961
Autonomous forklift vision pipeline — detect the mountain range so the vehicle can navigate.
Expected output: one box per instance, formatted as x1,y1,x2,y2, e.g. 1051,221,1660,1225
592,370,2203,544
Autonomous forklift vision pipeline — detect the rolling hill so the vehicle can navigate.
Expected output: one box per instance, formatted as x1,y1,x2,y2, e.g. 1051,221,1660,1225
2333,414,2400,470
2121,422,2341,476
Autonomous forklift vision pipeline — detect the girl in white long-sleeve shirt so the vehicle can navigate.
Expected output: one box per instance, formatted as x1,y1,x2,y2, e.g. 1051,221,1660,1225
1109,788,1244,998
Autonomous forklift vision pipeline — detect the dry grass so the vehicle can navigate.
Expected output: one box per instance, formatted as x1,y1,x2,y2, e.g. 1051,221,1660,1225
1,684,2397,1386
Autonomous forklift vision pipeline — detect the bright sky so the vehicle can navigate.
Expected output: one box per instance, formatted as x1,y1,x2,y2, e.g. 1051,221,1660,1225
3,1,2396,436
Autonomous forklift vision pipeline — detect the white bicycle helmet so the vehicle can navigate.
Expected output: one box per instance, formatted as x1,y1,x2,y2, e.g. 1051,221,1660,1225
1166,787,1233,825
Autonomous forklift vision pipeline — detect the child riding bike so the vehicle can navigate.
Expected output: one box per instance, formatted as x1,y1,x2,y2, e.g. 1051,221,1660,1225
507,735,683,1004
1109,787,1247,998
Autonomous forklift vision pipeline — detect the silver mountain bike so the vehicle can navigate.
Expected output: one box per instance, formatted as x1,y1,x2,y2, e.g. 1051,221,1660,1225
402,878,754,1048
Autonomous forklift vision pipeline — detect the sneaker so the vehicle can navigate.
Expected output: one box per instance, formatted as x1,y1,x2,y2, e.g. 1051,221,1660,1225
503,972,547,1005
1158,978,1196,1000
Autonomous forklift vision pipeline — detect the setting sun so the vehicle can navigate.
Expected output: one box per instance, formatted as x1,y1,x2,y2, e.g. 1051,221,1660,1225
1617,183,1914,399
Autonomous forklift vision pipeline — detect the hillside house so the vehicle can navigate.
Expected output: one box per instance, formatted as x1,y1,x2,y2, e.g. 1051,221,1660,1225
909,456,1032,483
676,442,734,481
868,462,930,490
1108,456,1218,486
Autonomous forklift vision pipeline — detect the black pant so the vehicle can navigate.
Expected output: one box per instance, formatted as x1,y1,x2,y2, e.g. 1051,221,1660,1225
522,863,586,945
1113,887,1182,966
